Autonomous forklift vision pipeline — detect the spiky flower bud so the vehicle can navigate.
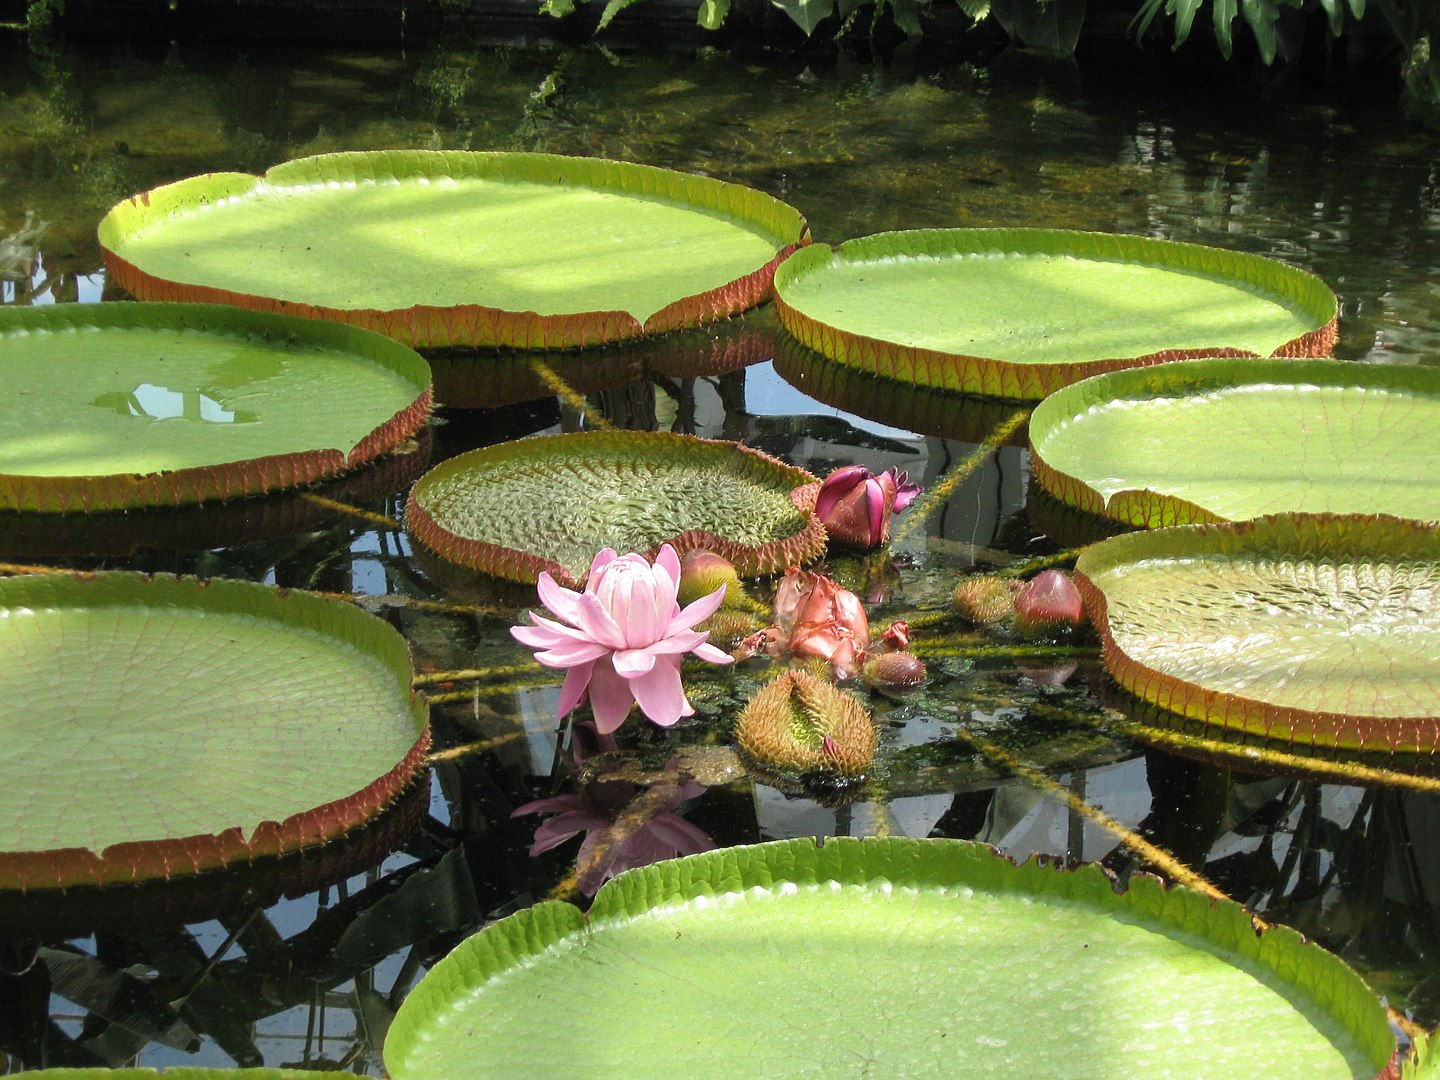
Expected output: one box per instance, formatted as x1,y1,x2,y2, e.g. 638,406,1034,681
1013,570,1086,634
678,549,743,608
952,575,1018,625
863,650,927,691
735,670,877,779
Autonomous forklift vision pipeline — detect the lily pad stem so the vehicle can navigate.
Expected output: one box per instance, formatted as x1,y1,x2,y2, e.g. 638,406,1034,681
890,407,1030,545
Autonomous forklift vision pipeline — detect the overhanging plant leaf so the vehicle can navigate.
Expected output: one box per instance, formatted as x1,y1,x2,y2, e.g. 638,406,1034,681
0,572,430,890
989,0,1087,56
0,302,431,513
404,430,825,585
384,836,1397,1079
773,228,1336,401
1029,357,1440,528
1075,513,1440,753
100,150,810,349
772,0,834,33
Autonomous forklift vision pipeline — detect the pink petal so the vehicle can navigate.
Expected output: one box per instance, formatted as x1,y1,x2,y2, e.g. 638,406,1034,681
644,629,713,655
557,661,595,717
645,815,717,856
533,640,613,667
575,591,629,651
535,572,585,626
513,794,587,817
612,648,658,678
655,544,682,594
864,476,887,545
629,656,693,727
586,658,637,734
815,466,867,520
688,641,733,665
669,583,727,632
584,548,619,585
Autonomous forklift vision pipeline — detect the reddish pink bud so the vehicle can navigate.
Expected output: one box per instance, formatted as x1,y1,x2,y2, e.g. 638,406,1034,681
814,466,922,548
1013,570,1086,633
863,650,927,690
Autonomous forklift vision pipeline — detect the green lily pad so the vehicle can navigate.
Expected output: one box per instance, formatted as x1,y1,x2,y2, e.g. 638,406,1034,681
1075,514,1440,753
0,572,430,890
100,150,810,349
1030,358,1440,528
773,228,1336,400
405,430,824,585
0,303,431,512
384,836,1396,1079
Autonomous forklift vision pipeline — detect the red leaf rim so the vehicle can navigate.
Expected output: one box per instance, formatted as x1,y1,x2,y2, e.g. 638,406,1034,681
0,573,432,891
1028,357,1440,529
1074,513,1440,754
100,151,812,349
0,303,433,513
403,431,824,586
773,228,1337,402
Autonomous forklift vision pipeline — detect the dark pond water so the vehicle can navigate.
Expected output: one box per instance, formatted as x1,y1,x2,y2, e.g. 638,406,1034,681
0,29,1437,1074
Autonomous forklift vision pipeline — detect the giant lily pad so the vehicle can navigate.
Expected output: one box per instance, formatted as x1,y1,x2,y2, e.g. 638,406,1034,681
1074,514,1440,753
773,228,1336,400
1030,358,1440,528
0,303,431,512
0,572,430,890
99,150,810,349
384,836,1396,1079
405,430,824,585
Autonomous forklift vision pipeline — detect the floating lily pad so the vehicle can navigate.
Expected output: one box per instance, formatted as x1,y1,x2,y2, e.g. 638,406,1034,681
100,150,810,349
1030,358,1440,528
1075,514,1440,753
0,303,431,513
405,430,824,585
773,229,1336,400
384,836,1396,1079
0,572,430,890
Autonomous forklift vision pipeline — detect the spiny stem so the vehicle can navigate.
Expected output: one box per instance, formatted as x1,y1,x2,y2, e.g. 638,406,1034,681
0,561,71,576
955,725,1241,913
426,678,556,704
894,608,951,628
1113,721,1440,795
890,407,1030,546
426,731,527,763
916,641,1097,660
531,359,613,430
310,589,513,618
299,493,404,530
414,664,542,688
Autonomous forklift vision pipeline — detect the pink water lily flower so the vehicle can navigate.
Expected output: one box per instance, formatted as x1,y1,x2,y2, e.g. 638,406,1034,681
814,465,923,548
511,544,733,734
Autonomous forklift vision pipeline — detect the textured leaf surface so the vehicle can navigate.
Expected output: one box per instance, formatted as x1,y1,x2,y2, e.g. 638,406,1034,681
1075,514,1440,752
0,303,430,512
405,430,823,584
0,572,429,889
385,837,1394,1079
1030,358,1440,527
100,150,809,348
773,228,1336,399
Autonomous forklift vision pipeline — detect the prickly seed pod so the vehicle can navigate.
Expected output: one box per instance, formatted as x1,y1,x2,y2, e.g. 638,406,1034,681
863,650,926,690
952,575,1017,625
698,609,764,650
678,549,743,607
735,669,877,779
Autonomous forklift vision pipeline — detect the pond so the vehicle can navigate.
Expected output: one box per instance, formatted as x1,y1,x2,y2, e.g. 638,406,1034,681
0,27,1437,1075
